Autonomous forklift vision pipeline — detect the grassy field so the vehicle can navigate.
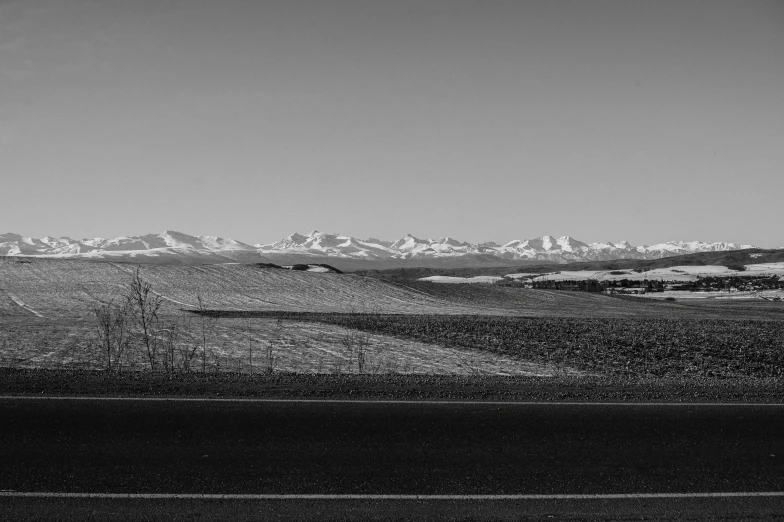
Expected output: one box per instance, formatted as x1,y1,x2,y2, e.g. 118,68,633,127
2,257,783,380
5,257,781,319
0,258,571,375
0,316,549,376
0,258,478,317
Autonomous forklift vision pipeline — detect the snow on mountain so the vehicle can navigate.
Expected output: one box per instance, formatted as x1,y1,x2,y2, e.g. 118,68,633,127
0,230,765,267
256,231,762,265
0,231,262,264
362,238,393,248
389,234,431,252
640,241,754,255
258,231,399,259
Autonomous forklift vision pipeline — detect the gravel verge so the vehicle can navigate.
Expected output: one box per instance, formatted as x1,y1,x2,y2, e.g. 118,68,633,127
1,369,782,402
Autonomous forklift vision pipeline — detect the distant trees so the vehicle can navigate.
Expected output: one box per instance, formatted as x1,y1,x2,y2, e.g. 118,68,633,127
695,275,781,292
528,277,672,293
532,279,607,292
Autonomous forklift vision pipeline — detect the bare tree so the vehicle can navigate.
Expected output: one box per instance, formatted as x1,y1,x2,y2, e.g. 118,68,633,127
264,341,276,375
125,267,163,371
356,330,371,373
155,317,199,375
90,300,131,372
341,328,372,373
256,317,285,375
176,315,201,373
245,316,254,375
159,319,180,376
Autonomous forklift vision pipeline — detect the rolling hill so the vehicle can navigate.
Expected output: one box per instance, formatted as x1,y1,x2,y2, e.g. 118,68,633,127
1,257,777,322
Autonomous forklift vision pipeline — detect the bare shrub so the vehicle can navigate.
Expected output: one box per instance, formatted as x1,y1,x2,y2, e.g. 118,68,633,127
264,341,276,375
244,317,254,375
89,301,131,372
340,328,372,373
455,351,486,376
154,317,203,375
331,355,344,374
196,295,217,373
264,318,287,375
125,267,163,371
158,319,181,376
178,322,201,373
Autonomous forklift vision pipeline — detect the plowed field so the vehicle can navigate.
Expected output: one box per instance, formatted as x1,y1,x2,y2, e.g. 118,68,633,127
2,258,782,377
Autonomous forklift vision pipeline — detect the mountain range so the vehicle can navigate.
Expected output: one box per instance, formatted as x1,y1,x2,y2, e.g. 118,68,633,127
0,230,762,270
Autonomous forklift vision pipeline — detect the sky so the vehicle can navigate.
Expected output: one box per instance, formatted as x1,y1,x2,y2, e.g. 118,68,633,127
1,0,782,247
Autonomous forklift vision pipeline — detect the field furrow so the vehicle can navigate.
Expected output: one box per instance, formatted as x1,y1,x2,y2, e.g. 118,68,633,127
2,258,782,377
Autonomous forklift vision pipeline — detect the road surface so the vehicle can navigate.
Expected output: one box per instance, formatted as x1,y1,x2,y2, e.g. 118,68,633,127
1,398,783,520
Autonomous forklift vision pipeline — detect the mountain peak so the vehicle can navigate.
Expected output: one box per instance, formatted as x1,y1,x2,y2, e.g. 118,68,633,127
1,230,764,266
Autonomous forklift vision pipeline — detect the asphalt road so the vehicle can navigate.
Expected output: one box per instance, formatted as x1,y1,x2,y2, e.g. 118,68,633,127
2,398,784,520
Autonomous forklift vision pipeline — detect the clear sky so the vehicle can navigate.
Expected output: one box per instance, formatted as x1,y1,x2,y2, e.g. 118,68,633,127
1,0,782,247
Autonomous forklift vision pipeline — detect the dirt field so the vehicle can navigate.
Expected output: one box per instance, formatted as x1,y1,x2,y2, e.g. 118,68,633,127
0,259,567,375
2,258,783,377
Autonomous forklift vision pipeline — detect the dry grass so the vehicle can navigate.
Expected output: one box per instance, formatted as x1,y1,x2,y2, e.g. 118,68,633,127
2,257,748,319
1,259,488,318
3,258,782,378
0,315,560,376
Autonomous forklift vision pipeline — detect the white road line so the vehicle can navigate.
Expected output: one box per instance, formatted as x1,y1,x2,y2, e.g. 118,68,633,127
1,396,783,406
1,492,784,500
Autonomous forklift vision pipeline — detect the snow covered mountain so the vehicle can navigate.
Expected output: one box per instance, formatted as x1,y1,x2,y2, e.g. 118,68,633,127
0,231,266,265
0,230,759,268
256,231,755,264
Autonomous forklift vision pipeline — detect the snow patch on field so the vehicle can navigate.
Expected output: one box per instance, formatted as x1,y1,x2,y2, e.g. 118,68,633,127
305,265,331,273
527,263,784,283
4,292,43,318
640,289,784,300
504,273,540,280
419,276,505,284
424,263,784,285
746,262,784,275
